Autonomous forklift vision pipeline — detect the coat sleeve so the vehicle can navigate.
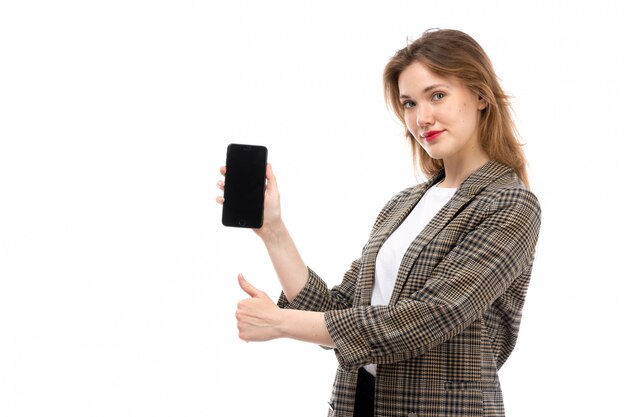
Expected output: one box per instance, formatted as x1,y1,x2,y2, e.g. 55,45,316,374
276,261,358,312
324,187,541,371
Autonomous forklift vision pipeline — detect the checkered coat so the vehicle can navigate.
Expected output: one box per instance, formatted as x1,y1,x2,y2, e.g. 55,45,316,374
277,160,541,417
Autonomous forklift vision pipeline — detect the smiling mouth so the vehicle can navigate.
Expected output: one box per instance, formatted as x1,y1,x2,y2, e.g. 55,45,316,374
422,130,444,142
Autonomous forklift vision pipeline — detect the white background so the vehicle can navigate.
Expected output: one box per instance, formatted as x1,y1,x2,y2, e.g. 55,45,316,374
1,1,625,416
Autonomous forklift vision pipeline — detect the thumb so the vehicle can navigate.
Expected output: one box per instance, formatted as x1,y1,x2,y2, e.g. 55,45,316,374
238,273,262,298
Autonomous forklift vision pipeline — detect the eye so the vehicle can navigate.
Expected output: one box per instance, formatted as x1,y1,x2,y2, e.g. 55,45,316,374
432,92,445,102
401,100,415,109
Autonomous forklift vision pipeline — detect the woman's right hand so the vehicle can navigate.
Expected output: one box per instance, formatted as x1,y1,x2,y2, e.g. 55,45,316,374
216,163,284,240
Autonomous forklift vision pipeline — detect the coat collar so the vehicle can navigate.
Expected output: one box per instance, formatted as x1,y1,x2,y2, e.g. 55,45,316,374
457,159,516,196
358,160,515,305
428,159,515,197
398,160,514,225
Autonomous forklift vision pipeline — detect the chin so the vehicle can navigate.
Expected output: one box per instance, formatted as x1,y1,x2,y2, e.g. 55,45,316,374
424,149,447,160
424,141,456,159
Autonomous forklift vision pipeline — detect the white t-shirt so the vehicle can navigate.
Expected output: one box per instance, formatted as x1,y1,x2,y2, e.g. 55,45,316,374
365,184,456,375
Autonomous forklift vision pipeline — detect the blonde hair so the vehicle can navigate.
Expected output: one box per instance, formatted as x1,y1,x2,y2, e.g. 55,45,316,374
383,29,529,187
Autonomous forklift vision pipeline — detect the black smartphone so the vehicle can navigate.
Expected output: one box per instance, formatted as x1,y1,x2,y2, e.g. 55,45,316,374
221,143,268,228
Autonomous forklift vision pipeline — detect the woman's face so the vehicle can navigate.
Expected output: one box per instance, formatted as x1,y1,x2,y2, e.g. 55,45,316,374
398,62,487,165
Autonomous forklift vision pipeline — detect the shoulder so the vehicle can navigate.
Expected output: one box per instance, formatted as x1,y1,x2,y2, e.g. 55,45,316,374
462,160,540,213
472,177,542,237
484,173,541,214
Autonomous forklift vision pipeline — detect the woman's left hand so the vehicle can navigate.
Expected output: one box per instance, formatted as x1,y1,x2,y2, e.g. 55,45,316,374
235,274,282,342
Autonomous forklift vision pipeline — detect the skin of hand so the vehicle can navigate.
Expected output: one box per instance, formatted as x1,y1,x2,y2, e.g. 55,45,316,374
235,273,283,342
235,273,335,347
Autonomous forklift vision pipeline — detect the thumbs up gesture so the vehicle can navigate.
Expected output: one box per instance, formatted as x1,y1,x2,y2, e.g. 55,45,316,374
235,274,282,342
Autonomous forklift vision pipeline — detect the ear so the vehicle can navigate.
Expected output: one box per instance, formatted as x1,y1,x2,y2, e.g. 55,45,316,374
477,95,488,110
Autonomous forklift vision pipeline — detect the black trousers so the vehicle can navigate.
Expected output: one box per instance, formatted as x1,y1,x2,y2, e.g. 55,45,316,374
353,367,375,417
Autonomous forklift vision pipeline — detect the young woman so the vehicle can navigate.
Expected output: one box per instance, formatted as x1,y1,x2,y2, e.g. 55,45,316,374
217,29,541,417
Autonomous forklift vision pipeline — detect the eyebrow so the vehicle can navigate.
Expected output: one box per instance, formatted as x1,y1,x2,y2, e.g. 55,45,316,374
399,84,450,99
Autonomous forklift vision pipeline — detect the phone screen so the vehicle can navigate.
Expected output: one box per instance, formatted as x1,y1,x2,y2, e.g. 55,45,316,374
221,143,268,228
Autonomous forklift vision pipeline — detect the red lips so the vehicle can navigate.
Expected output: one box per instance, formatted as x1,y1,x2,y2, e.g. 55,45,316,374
422,130,444,142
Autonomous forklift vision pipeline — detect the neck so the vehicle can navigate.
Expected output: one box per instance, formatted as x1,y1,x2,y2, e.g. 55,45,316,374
439,152,490,188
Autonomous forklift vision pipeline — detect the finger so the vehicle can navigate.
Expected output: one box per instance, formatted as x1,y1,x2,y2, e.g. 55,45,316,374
216,179,225,191
219,166,226,176
266,163,278,191
216,196,224,205
237,273,262,298
266,163,275,182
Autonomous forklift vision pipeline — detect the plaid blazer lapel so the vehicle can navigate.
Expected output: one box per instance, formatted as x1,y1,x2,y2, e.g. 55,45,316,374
386,189,474,305
387,160,512,305
355,176,441,306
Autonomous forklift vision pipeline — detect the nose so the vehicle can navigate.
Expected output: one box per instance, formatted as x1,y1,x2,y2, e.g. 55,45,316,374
416,104,434,128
